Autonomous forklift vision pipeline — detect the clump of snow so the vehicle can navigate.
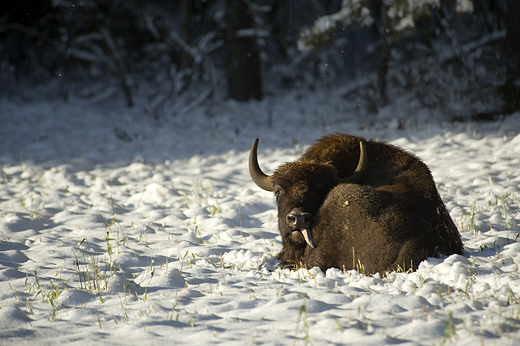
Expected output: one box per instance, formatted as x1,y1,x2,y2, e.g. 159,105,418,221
1,94,520,345
456,0,474,13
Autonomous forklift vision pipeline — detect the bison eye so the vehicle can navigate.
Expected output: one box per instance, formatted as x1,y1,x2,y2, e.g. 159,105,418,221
274,184,284,197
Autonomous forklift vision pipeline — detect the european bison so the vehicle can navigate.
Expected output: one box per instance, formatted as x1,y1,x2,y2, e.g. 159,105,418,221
249,133,463,273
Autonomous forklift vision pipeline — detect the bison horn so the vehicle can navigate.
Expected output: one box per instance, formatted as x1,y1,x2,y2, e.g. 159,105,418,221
249,138,274,191
341,141,368,183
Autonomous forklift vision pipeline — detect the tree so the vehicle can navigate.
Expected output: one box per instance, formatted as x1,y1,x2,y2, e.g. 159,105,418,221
180,0,193,71
502,0,520,114
296,0,475,104
226,0,263,101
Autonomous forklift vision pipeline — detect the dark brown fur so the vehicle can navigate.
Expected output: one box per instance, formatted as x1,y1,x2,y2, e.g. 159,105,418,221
304,182,457,273
270,161,341,266
254,133,463,273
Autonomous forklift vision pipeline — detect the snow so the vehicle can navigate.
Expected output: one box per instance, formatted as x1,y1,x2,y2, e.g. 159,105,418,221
1,93,520,345
456,0,474,13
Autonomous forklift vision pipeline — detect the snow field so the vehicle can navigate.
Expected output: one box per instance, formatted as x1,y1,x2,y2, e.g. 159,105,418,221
1,99,520,345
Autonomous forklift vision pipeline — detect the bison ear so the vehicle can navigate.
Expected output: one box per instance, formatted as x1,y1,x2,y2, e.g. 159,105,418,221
249,138,274,191
341,141,367,184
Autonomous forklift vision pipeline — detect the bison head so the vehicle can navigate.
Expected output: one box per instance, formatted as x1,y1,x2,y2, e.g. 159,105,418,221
249,138,367,252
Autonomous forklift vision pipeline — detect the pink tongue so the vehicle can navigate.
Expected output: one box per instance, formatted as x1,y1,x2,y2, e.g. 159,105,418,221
300,228,315,249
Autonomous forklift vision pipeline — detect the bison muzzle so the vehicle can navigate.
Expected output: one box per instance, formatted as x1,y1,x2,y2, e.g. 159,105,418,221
249,133,463,273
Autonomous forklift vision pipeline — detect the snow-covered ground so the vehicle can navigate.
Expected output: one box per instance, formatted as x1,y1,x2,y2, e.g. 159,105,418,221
1,94,520,345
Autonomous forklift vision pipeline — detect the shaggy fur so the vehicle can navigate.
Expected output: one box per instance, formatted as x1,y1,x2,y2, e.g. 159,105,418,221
251,133,464,273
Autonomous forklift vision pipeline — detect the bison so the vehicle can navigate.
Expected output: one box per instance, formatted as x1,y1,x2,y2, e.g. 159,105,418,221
249,133,463,273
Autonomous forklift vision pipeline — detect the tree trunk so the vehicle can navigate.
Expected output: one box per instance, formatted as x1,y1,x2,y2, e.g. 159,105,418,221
180,0,193,70
377,1,389,105
280,0,288,61
226,0,263,101
502,0,520,114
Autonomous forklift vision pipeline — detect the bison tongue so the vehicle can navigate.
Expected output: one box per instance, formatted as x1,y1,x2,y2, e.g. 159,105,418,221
300,228,315,249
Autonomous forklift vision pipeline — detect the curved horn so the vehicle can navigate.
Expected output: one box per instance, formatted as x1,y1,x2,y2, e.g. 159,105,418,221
249,138,274,191
342,141,368,183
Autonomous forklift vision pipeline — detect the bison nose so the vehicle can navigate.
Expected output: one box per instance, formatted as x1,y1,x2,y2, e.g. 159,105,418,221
286,212,311,229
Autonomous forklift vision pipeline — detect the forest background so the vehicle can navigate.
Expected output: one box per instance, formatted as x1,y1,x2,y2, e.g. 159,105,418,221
1,0,519,122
